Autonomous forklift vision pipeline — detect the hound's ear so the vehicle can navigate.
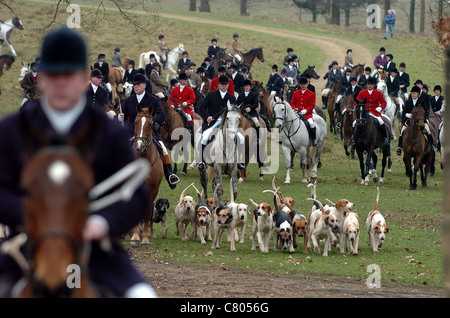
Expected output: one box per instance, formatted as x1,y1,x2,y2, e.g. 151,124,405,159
384,226,389,233
267,206,272,214
179,199,184,208
324,215,329,225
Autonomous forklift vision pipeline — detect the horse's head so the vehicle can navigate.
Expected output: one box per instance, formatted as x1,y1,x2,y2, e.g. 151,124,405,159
355,98,368,126
19,112,96,297
103,98,121,120
255,48,264,62
306,65,320,80
133,106,153,154
123,82,133,97
377,80,387,94
200,76,211,96
224,101,241,135
12,17,24,30
250,80,264,99
354,64,365,76
342,94,355,115
412,101,426,128
19,62,30,81
272,98,289,129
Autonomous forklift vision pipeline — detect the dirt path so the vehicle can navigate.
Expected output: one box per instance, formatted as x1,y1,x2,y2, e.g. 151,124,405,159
134,259,444,298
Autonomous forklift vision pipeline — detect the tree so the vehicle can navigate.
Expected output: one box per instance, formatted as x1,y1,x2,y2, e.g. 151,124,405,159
291,0,328,23
240,0,249,16
199,0,210,12
189,0,196,11
420,0,425,33
340,0,369,27
409,0,416,33
330,0,340,25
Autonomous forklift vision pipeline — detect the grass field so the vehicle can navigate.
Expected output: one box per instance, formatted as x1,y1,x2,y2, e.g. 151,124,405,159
0,0,445,291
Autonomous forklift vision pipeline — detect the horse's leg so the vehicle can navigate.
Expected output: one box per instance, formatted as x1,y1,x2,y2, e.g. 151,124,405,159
299,147,308,184
371,152,378,182
420,163,426,188
363,150,373,185
282,145,292,185
130,225,141,247
231,168,238,201
199,164,209,199
356,148,366,185
215,166,223,203
379,149,388,183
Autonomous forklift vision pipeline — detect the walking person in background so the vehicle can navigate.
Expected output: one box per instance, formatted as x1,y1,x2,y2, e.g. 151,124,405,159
384,9,395,39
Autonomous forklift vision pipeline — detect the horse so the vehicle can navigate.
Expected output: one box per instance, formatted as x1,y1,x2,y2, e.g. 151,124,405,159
108,56,130,103
353,98,391,186
401,105,436,189
327,80,340,135
272,98,327,185
240,47,265,71
138,43,185,82
351,63,365,79
158,100,190,176
199,101,241,202
300,65,320,80
342,93,356,159
0,54,15,95
212,47,227,78
12,111,100,297
130,105,164,246
237,111,268,183
0,17,24,57
376,79,400,140
18,61,29,82
250,80,273,128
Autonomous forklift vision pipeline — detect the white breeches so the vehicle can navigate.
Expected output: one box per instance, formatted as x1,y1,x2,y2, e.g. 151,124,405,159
336,94,344,103
158,140,169,156
105,82,112,93
201,117,222,145
233,54,242,63
322,88,331,97
307,118,315,128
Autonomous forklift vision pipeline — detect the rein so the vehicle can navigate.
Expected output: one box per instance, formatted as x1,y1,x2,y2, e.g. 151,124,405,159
274,102,302,151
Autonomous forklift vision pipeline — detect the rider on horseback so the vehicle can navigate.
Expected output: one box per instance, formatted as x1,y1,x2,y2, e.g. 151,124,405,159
290,77,317,146
207,38,220,59
121,73,180,189
396,85,436,155
157,34,169,70
168,72,196,128
230,33,242,67
354,76,390,146
386,67,401,117
237,79,261,143
321,60,342,109
94,53,112,102
335,68,353,115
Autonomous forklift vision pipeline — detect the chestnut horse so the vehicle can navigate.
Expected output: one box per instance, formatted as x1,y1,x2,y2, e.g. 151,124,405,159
401,105,435,189
251,80,273,128
13,112,99,297
327,80,340,135
130,105,164,246
351,63,365,79
240,47,265,72
108,56,130,102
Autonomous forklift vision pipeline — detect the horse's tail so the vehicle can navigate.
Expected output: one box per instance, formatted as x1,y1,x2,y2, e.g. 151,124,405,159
373,186,380,211
138,52,146,70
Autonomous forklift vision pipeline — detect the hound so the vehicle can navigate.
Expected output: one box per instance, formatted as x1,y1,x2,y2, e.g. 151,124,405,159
212,204,235,251
308,198,339,256
289,210,309,253
271,193,294,253
174,182,196,241
343,212,359,255
227,179,248,244
366,187,389,252
150,198,170,239
325,198,355,253
194,203,212,245
250,199,273,253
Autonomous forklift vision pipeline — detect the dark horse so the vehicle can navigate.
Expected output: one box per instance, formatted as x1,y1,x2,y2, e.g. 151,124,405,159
327,80,340,135
353,98,391,186
212,47,228,78
240,47,265,72
342,93,356,159
401,104,435,189
0,54,15,95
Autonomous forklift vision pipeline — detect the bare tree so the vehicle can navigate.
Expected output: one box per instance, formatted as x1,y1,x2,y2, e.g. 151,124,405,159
420,0,425,33
330,0,340,25
240,0,249,16
410,0,416,33
291,0,328,23
199,0,211,12
189,0,196,11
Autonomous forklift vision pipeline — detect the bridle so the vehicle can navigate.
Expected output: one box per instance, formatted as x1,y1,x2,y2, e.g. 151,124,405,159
132,114,153,154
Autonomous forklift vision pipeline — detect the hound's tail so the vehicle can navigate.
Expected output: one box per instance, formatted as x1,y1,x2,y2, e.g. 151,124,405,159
373,187,380,211
307,181,320,210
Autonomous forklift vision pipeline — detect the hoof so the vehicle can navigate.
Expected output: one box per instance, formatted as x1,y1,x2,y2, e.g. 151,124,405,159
180,171,186,176
388,169,392,173
259,177,264,181
130,240,141,247
379,178,384,183
238,178,244,184
284,182,291,186
141,243,150,249
302,179,308,184
364,181,369,186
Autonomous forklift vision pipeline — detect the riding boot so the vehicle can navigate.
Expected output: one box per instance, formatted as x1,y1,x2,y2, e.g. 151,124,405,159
427,131,436,152
396,135,403,156
396,103,401,118
321,96,328,109
163,154,180,189
310,127,317,147
381,124,390,146
198,144,207,171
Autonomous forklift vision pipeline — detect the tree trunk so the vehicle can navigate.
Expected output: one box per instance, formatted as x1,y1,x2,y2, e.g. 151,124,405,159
312,5,317,23
189,0,196,11
443,46,450,298
420,0,425,33
330,0,340,25
240,0,248,16
298,6,302,22
409,0,415,33
438,0,444,19
344,8,350,27
199,0,210,12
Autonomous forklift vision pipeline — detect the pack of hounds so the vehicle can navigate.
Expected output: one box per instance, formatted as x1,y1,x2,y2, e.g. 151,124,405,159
147,176,389,256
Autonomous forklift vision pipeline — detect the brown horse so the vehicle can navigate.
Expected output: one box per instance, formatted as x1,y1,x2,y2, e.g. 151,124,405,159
251,80,273,127
237,113,268,183
402,105,435,189
130,105,164,246
351,63,365,78
240,47,264,72
342,94,356,158
14,112,99,297
107,56,130,102
0,54,15,95
327,80,340,135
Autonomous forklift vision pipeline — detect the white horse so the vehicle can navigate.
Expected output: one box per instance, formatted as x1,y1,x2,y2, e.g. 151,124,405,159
122,81,133,97
377,79,400,140
272,98,327,185
0,17,24,57
18,62,30,82
138,43,184,82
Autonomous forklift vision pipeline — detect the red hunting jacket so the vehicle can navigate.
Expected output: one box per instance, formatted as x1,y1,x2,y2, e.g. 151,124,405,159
169,85,196,117
355,89,387,117
209,77,235,96
290,88,315,120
